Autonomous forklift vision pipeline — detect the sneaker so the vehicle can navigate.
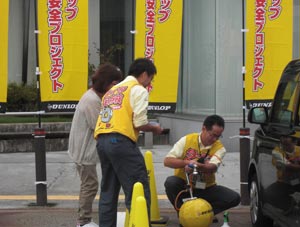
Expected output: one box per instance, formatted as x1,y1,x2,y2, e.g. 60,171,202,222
77,221,99,227
213,216,219,223
82,222,99,227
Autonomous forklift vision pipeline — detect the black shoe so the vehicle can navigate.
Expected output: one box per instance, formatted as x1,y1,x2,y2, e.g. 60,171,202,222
213,216,219,223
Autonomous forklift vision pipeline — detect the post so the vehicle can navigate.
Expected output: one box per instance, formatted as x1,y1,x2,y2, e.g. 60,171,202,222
144,132,153,149
239,127,250,205
34,128,47,206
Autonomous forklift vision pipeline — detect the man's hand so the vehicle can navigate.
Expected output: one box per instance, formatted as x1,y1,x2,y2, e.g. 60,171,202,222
184,160,198,173
136,122,163,134
152,124,164,134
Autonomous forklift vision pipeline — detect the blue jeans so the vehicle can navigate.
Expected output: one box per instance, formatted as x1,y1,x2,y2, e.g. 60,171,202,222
96,133,151,227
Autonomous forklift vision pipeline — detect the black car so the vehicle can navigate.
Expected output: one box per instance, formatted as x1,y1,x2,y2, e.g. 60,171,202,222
248,59,300,227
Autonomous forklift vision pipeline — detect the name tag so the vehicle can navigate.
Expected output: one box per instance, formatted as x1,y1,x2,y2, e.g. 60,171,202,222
194,175,206,189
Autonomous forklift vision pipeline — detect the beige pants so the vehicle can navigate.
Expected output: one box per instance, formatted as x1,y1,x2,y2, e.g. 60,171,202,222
76,164,99,225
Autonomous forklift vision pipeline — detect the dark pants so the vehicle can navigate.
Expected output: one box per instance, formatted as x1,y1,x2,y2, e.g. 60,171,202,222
164,175,241,215
96,133,151,227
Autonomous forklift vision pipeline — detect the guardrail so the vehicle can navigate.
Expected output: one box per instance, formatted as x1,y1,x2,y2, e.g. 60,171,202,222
0,131,69,140
0,111,72,153
0,112,169,150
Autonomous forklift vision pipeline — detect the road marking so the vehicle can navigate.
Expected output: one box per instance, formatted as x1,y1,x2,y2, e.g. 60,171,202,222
0,195,169,200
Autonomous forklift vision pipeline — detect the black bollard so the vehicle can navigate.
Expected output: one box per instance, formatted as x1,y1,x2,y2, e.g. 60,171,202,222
239,127,250,205
34,128,47,206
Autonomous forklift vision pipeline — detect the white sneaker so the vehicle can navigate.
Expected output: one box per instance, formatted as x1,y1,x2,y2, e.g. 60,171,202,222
81,222,99,227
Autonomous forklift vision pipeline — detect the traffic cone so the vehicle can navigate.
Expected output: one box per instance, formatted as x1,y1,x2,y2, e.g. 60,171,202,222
144,151,169,226
124,209,129,227
133,196,149,227
128,182,145,227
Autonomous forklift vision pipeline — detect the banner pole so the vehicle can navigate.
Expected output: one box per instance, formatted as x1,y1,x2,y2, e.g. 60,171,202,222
22,0,30,84
239,0,250,205
32,0,48,207
242,0,246,128
34,0,42,128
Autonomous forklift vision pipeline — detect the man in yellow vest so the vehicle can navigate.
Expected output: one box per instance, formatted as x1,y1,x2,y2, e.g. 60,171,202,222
164,115,241,222
94,58,163,227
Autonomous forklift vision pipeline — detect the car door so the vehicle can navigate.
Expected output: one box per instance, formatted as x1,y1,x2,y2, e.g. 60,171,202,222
263,69,300,225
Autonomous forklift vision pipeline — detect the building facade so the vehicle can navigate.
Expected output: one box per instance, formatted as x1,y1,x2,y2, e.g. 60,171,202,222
10,0,295,151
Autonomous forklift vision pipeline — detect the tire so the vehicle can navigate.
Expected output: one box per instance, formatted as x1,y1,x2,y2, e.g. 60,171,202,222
249,174,274,227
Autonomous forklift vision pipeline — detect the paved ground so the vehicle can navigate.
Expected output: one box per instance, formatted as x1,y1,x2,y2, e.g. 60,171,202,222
0,207,251,227
0,145,252,227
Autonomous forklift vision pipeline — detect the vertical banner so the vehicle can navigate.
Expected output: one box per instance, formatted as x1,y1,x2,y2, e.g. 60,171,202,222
134,0,183,113
37,0,88,112
245,1,293,109
0,0,9,113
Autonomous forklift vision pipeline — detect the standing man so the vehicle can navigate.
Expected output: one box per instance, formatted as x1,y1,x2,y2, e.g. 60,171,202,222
94,58,163,227
164,115,240,220
68,63,123,227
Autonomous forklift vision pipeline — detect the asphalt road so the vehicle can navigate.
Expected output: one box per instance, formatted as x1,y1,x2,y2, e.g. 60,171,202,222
0,145,252,227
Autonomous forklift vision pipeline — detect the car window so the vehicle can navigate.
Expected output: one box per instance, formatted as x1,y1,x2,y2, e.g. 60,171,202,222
272,73,300,125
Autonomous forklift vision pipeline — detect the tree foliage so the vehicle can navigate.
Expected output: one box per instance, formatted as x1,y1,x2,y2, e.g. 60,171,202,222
7,82,38,111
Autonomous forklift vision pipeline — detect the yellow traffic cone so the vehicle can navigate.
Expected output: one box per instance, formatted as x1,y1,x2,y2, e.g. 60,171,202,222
144,151,169,226
134,196,149,227
128,182,144,227
124,209,130,227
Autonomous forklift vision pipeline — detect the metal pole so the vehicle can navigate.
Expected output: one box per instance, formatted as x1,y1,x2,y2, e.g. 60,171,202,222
22,0,30,84
242,0,246,128
33,128,47,206
239,0,250,206
33,0,42,128
239,127,250,205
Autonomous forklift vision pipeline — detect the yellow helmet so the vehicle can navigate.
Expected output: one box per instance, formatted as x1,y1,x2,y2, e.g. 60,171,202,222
179,198,214,227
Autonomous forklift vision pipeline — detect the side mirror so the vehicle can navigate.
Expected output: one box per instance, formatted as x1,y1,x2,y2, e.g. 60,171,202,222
248,107,268,124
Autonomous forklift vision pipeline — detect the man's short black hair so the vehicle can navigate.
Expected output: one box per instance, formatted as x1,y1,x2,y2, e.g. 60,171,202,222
203,114,225,130
128,58,157,78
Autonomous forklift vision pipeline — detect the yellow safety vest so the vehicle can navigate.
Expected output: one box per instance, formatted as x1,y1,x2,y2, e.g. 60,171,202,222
94,80,141,142
174,133,224,188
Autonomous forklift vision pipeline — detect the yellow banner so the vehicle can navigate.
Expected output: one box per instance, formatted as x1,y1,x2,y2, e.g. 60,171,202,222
37,0,88,112
134,0,183,113
245,1,293,109
0,0,9,113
